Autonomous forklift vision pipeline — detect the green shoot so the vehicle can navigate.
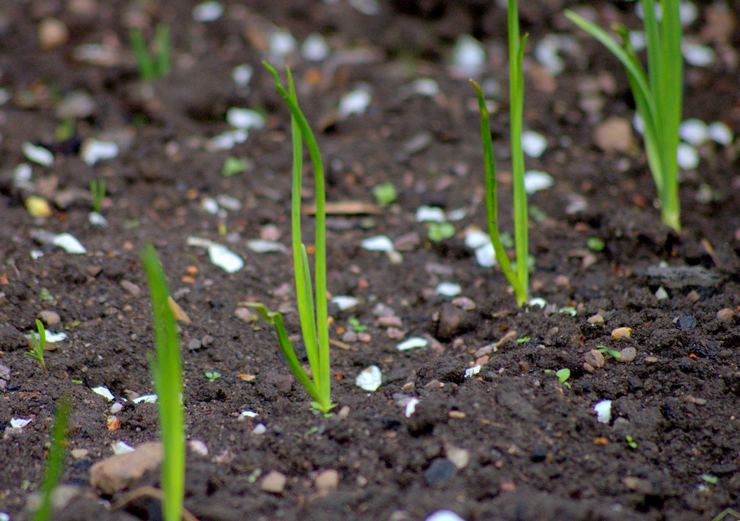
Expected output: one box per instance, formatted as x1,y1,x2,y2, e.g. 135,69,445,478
625,434,638,449
565,0,683,231
89,179,106,214
140,244,184,521
204,370,221,382
33,397,71,521
597,345,622,360
586,237,605,252
247,62,334,414
222,157,249,177
130,23,171,81
427,222,455,242
348,317,367,333
470,0,529,306
372,182,397,207
26,319,47,370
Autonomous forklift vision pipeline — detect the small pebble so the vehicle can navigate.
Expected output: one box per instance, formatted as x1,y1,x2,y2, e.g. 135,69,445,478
38,17,69,50
424,458,457,486
716,308,735,323
234,307,254,322
445,446,470,469
452,297,476,311
110,403,123,414
187,339,202,351
314,469,339,495
188,440,209,457
377,315,402,328
644,356,658,364
120,280,141,297
342,330,358,343
38,310,61,326
355,365,382,392
71,449,89,460
425,511,464,521
617,347,637,363
587,314,605,326
260,471,286,494
584,349,605,369
611,327,632,341
655,287,669,300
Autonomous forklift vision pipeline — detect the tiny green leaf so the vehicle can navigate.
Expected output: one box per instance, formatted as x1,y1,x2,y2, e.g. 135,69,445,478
427,222,455,242
556,368,571,384
222,157,249,177
372,182,397,207
587,237,605,252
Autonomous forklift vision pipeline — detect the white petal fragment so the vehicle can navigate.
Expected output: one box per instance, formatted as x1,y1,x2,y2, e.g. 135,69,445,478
111,441,135,455
677,143,699,170
92,386,115,402
707,122,733,146
22,142,54,167
339,88,371,118
404,397,419,417
522,130,547,158
524,170,554,194
356,365,382,392
594,399,612,424
45,331,67,343
450,35,485,78
133,394,158,404
465,365,481,378
232,64,253,87
331,295,359,311
679,119,708,146
397,337,428,351
361,235,394,252
53,233,87,254
227,108,265,130
81,139,118,166
193,1,223,22
188,237,244,273
10,418,32,429
682,42,715,67
247,239,287,254
302,33,329,61
435,282,461,297
416,206,446,223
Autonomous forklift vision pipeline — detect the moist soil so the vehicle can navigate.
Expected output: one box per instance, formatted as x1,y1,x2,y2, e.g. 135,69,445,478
0,1,738,520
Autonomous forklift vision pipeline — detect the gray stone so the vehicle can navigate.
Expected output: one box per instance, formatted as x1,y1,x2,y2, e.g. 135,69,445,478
424,458,457,486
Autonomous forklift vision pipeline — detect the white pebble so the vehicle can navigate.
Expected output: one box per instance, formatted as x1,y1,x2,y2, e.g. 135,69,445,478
240,410,258,418
682,43,715,67
524,170,554,194
474,243,496,268
13,163,33,190
53,233,86,254
593,399,612,424
425,511,465,521
269,30,296,64
81,139,118,166
677,143,699,170
302,33,329,61
133,394,158,404
22,142,54,167
227,108,265,130
339,88,371,117
208,129,247,150
404,398,419,417
247,239,287,254
464,227,490,250
252,423,267,435
192,1,223,22
707,122,733,146
397,337,428,351
535,35,565,75
361,235,394,252
355,365,382,392
410,78,439,97
10,418,32,429
44,331,67,343
188,237,244,273
450,35,485,78
92,386,115,402
188,440,209,456
522,130,547,158
232,64,253,87
416,205,446,223
679,119,708,146
88,212,108,227
111,441,135,455
655,287,669,300
528,297,547,308
464,365,481,378
202,198,219,215
331,295,359,311
435,282,461,297
110,402,124,414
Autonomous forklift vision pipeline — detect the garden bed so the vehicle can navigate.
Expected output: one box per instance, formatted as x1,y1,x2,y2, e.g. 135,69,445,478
0,1,738,520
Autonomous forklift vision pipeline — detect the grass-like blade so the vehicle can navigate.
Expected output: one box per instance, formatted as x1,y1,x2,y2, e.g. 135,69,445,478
33,397,71,521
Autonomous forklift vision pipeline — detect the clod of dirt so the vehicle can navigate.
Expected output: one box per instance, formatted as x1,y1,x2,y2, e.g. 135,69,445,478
406,398,448,436
89,442,163,495
0,325,26,350
435,303,474,341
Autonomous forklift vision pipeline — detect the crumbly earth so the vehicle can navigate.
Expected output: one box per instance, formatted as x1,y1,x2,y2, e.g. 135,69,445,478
0,1,738,520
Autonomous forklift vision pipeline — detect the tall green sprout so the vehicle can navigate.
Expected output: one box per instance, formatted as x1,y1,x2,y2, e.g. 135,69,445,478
471,0,529,307
140,244,184,521
33,397,71,521
566,0,683,231
247,62,334,414
130,23,171,81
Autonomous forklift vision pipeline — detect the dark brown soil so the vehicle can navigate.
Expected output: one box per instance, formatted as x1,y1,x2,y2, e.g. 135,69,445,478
1,1,738,520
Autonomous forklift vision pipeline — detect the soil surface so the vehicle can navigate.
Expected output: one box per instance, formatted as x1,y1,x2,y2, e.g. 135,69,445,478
0,1,738,520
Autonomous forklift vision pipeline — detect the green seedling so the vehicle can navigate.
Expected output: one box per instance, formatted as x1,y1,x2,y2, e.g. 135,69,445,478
247,62,334,414
556,368,571,386
625,435,638,449
89,179,106,214
597,345,622,360
516,336,530,344
130,23,171,81
701,474,719,485
471,0,530,307
372,182,397,207
140,244,184,521
566,1,683,231
559,306,577,317
54,118,75,141
26,319,47,370
427,222,455,242
348,317,367,333
222,157,249,177
32,397,70,521
204,370,222,382
587,237,605,252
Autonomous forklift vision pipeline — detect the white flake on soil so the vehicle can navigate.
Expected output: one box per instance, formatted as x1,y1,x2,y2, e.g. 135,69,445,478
88,212,108,227
252,423,267,434
425,511,465,521
331,295,359,311
397,337,428,351
528,297,547,308
707,122,733,146
92,386,115,402
679,119,708,146
522,130,547,158
464,228,490,250
52,233,86,254
594,400,612,424
232,64,253,87
192,1,223,22
111,441,135,455
339,88,371,118
524,170,554,194
81,139,118,166
465,365,481,378
240,410,258,418
302,33,329,61
355,365,382,392
22,142,54,167
227,108,265,130
416,206,446,223
247,239,287,254
361,235,394,252
10,418,32,429
44,331,67,343
677,143,699,170
682,42,715,67
133,394,158,404
188,237,244,273
474,243,496,268
450,35,485,78
268,30,296,64
13,163,33,191
409,78,439,97
348,0,380,15
208,129,247,150
404,398,419,417
435,282,461,297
